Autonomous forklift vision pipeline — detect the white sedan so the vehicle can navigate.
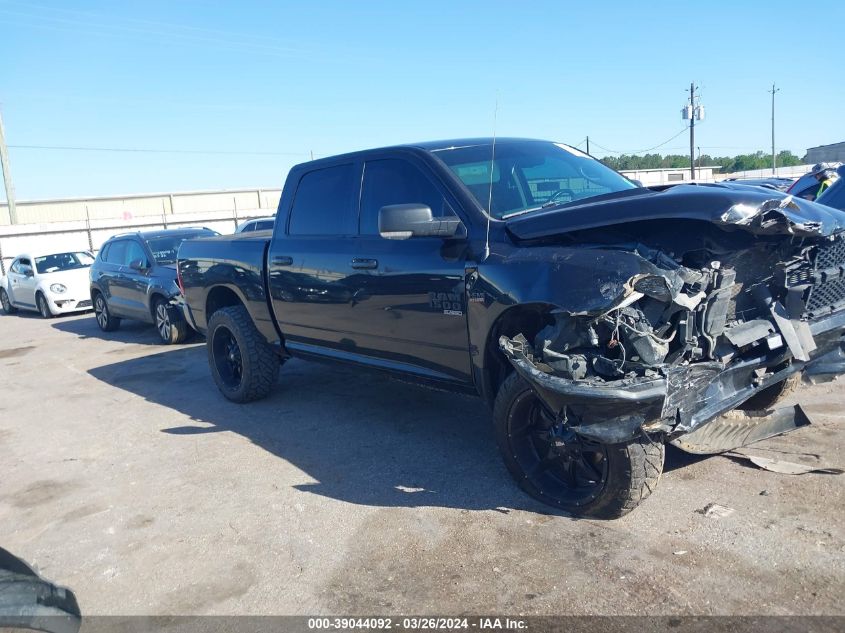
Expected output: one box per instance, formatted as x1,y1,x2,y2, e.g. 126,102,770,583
0,251,95,318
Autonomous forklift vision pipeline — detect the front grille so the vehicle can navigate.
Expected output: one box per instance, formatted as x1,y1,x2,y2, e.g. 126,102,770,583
816,237,845,270
800,235,845,316
76,299,92,308
807,277,845,312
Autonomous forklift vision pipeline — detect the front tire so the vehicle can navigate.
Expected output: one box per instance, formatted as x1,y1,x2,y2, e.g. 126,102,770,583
207,305,280,403
0,288,17,314
153,297,190,344
36,292,54,319
93,293,121,332
738,374,801,411
493,372,664,518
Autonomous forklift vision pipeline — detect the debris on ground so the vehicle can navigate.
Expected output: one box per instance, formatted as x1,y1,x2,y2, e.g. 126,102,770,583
728,453,844,475
697,503,735,519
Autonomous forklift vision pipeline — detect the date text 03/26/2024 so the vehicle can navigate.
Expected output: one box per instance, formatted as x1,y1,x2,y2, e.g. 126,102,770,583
307,617,528,630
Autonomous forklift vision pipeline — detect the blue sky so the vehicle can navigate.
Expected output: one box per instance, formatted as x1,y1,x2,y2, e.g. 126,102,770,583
1,0,843,201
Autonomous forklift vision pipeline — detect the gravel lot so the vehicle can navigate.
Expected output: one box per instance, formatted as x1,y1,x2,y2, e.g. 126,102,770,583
1,311,844,615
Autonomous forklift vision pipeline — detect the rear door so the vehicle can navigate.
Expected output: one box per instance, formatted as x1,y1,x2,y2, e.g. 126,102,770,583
267,162,361,351
352,157,472,383
96,239,131,316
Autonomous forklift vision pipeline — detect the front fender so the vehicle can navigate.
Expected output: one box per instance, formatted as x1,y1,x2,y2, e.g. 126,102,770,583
467,244,674,402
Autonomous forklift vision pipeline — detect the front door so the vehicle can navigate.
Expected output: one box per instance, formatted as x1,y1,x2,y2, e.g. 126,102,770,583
8,258,37,308
352,157,472,383
118,239,154,321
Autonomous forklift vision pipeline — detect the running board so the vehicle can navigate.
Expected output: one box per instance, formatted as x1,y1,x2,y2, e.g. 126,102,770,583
670,404,811,455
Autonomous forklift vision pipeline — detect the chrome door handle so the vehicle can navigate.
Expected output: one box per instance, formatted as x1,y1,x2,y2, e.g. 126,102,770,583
350,258,378,270
272,256,293,266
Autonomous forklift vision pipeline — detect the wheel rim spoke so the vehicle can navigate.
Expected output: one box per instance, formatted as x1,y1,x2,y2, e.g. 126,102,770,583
213,328,243,388
156,305,170,339
96,299,107,327
509,392,608,506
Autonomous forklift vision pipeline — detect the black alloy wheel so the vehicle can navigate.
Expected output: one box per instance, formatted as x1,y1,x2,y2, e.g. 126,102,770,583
212,326,243,390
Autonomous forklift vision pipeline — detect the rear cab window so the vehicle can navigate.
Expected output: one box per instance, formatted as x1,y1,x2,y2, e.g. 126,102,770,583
288,164,356,236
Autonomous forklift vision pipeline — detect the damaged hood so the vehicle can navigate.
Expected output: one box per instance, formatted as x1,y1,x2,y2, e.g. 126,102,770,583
506,183,845,240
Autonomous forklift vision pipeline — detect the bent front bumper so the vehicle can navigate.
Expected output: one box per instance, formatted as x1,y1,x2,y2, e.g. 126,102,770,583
500,309,845,446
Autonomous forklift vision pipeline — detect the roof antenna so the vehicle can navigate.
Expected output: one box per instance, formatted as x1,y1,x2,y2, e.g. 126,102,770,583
483,96,498,261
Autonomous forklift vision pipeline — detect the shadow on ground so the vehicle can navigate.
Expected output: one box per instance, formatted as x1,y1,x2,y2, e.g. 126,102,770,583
663,446,710,473
51,313,191,346
86,346,578,515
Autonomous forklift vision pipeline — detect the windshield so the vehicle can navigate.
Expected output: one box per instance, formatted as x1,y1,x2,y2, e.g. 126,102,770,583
432,140,636,219
145,230,215,264
34,251,94,273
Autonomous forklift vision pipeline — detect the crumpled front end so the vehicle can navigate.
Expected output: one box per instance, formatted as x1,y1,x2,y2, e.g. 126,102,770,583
499,228,845,451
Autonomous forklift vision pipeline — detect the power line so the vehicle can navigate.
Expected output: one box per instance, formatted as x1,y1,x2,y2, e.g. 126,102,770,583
0,6,309,56
8,144,311,157
588,127,689,155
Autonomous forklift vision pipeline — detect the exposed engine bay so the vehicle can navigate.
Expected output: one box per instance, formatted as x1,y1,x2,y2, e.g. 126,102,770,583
500,197,845,451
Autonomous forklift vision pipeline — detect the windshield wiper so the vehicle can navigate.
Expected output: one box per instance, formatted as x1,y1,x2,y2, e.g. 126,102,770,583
501,206,544,220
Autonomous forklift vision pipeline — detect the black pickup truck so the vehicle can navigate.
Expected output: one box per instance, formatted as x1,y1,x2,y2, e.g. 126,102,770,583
178,138,845,518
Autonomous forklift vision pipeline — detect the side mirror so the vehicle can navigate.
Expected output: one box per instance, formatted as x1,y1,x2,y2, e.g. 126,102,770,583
378,204,464,240
129,259,147,271
630,179,644,187
24,268,34,278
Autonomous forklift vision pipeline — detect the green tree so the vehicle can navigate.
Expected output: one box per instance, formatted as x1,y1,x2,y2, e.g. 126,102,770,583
599,150,806,174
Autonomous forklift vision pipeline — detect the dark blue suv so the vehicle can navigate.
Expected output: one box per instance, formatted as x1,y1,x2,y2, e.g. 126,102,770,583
89,228,217,343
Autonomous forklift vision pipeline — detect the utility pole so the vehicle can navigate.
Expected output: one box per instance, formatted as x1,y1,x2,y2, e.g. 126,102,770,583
586,136,590,154
682,83,704,181
0,108,18,225
769,83,780,175
688,82,696,180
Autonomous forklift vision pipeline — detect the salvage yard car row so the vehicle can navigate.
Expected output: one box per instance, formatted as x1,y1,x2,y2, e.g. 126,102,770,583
3,139,845,519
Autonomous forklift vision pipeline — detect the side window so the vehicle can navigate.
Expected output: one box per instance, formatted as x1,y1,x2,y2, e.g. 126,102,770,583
124,241,149,267
104,240,128,266
360,159,454,235
98,243,110,261
288,164,356,236
10,260,22,274
18,258,32,275
256,220,274,231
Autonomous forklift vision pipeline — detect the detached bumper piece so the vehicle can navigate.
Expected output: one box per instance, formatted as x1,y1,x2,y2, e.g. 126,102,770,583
670,404,811,455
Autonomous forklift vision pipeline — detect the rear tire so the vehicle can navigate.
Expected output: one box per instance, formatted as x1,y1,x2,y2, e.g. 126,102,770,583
0,288,17,314
207,305,280,403
153,297,191,344
36,292,54,319
93,292,121,332
493,372,664,518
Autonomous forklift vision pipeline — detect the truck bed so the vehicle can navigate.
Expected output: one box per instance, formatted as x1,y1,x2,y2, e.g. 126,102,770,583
177,232,280,344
